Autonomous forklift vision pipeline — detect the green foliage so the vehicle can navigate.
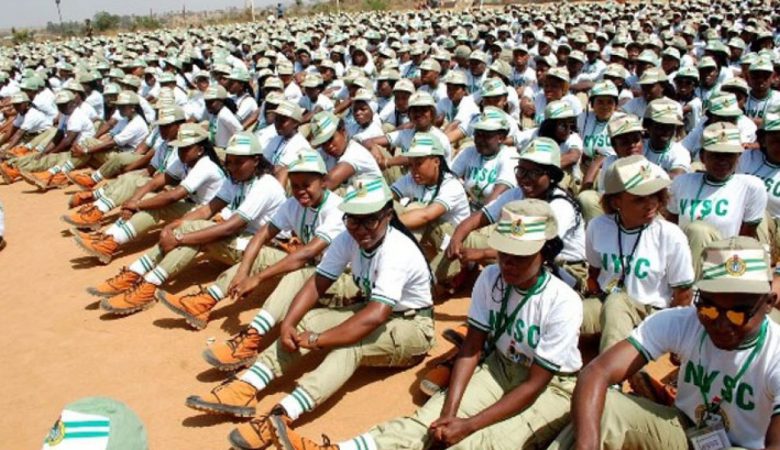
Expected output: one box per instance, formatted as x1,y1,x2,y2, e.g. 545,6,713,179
11,29,34,45
364,0,388,9
133,15,163,30
92,11,121,31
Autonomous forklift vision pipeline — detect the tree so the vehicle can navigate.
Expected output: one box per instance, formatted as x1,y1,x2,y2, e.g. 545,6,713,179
92,11,121,31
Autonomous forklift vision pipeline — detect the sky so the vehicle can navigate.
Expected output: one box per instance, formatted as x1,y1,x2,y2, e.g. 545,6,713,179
2,0,282,29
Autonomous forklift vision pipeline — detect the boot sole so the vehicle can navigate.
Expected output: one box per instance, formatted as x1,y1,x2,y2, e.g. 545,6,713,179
19,171,42,188
419,378,446,397
156,290,208,330
442,327,466,347
64,172,96,191
270,414,296,450
185,396,255,418
86,286,131,298
99,296,157,315
202,348,256,372
61,214,102,231
227,429,266,450
72,235,113,265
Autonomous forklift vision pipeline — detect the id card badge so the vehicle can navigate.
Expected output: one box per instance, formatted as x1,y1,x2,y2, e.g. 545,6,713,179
686,423,730,450
439,233,452,252
234,237,251,252
605,278,622,295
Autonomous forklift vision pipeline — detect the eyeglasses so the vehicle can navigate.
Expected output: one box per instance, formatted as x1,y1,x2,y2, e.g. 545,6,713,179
343,212,387,232
515,166,548,181
694,293,763,327
556,121,576,131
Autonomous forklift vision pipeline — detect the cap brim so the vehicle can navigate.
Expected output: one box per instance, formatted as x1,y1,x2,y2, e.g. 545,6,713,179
310,129,336,147
487,231,545,256
338,200,387,215
169,137,205,148
626,178,671,196
696,279,770,294
703,143,743,153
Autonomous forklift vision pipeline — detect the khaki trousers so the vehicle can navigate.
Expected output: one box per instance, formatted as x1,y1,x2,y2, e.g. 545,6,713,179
577,189,604,225
682,221,722,277
582,292,655,353
94,170,151,209
125,200,196,240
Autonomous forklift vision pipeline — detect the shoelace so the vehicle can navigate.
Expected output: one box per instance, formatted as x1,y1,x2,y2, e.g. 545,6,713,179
228,328,256,351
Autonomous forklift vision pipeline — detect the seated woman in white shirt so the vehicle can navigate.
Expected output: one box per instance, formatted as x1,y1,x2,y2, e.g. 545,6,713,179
579,81,620,192
0,91,52,153
344,89,383,143
308,111,382,191
227,69,260,131
204,85,243,151
641,98,691,178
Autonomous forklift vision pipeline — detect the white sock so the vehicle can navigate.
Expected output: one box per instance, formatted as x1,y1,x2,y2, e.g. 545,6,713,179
250,309,276,334
93,187,105,200
95,197,114,213
105,220,135,245
48,166,61,174
205,285,225,302
128,254,155,276
91,170,104,182
338,434,378,450
240,362,275,391
278,387,316,421
60,160,75,173
143,266,168,286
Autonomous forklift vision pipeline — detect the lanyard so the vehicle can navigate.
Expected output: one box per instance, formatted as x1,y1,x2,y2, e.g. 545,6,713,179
490,271,547,349
690,175,731,221
748,91,773,118
695,319,767,426
616,218,646,288
156,142,172,174
232,177,256,210
270,137,288,165
298,191,329,244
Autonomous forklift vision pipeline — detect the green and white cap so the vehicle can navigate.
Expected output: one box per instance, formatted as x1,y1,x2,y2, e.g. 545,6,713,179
544,100,576,120
115,91,140,106
706,92,742,117
589,80,619,98
339,176,393,215
158,72,176,84
637,49,659,65
263,77,284,90
604,63,629,79
762,113,780,132
10,91,30,104
518,137,562,170
54,90,76,105
393,78,415,93
204,85,228,101
273,100,304,122
408,91,436,108
697,237,771,294
42,397,147,450
468,50,489,64
547,67,570,83
309,111,340,146
675,65,700,80
301,72,324,88
169,123,209,148
645,98,683,125
353,88,374,103
103,83,121,96
480,77,508,97
265,91,285,106
287,149,327,174
568,50,587,64
721,77,749,95
420,58,442,73
702,122,742,153
225,131,263,156
639,67,668,85
403,132,445,157
488,199,558,256
473,111,509,131
154,106,185,126
603,155,670,195
698,56,718,69
750,56,774,73
228,68,251,82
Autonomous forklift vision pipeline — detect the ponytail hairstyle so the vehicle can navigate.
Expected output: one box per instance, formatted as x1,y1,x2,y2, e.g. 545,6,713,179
253,153,274,178
543,166,583,239
429,154,453,202
222,97,239,115
384,200,436,285
200,138,224,170
134,104,148,125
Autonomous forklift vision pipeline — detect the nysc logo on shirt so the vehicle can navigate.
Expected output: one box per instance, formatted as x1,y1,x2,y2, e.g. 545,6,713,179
685,361,757,413
600,253,651,279
678,198,729,220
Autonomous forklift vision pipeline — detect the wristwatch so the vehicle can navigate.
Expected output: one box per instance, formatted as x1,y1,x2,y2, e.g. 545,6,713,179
173,229,184,244
308,332,320,349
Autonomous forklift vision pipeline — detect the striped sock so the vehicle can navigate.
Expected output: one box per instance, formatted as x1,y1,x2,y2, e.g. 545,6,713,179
93,187,105,200
338,434,378,450
48,165,61,174
95,196,114,213
91,170,104,182
143,266,169,286
249,309,276,334
106,220,135,245
240,362,275,391
128,254,156,276
205,285,225,302
60,160,75,173
278,387,316,421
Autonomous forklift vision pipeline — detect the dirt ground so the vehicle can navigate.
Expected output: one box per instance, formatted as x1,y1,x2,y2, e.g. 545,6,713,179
0,180,473,449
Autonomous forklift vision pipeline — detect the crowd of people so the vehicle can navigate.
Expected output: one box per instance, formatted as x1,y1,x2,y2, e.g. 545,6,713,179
3,0,780,448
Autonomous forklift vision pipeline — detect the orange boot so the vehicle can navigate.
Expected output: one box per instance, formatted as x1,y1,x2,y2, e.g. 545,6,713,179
7,146,32,158
0,162,20,184
228,408,302,450
419,347,459,397
87,267,142,297
20,170,68,191
267,411,338,450
62,205,104,231
66,171,98,190
68,191,95,209
157,289,218,330
442,323,469,347
73,233,118,264
185,377,259,417
100,281,158,315
203,327,263,371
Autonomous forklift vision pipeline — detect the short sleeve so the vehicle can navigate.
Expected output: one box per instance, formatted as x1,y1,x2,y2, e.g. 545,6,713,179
236,178,277,223
534,293,583,372
495,151,518,187
314,206,346,244
466,267,496,332
369,259,408,307
387,130,401,147
164,160,186,180
113,119,145,147
482,188,519,224
390,174,413,199
433,176,465,211
663,223,695,287
744,175,769,224
670,145,692,172
585,218,602,268
667,176,683,215
552,197,577,240
628,308,692,361
215,179,235,203
269,198,296,232
315,232,352,280
451,147,470,178
180,159,213,194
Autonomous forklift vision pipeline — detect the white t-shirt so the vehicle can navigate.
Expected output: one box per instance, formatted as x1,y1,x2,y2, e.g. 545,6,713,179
209,107,243,148
378,101,410,128
467,267,583,373
322,140,383,183
578,112,615,158
437,95,480,126
270,190,344,244
419,83,448,106
216,173,286,234
167,156,225,205
620,97,649,118
510,66,536,90
254,123,279,150
13,107,51,134
387,127,453,164
316,226,433,311
391,172,471,227
33,89,58,122
298,94,334,114
586,214,694,308
85,91,105,119
283,82,303,103
739,150,780,218
109,114,148,149
643,139,692,174
184,92,207,122
148,129,178,173
347,117,384,143
483,187,587,263
451,144,517,210
461,108,522,148
683,119,757,160
745,90,780,120
668,173,767,238
629,308,780,449
263,132,313,168
66,104,96,146
235,94,259,123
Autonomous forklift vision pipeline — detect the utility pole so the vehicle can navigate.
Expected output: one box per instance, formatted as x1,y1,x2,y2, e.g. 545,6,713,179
55,0,63,30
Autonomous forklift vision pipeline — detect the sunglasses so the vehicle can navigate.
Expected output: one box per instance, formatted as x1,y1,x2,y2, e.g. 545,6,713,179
695,293,764,327
342,211,387,232
515,166,548,181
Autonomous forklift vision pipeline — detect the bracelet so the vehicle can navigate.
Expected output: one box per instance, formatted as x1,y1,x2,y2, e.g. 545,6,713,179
308,332,320,349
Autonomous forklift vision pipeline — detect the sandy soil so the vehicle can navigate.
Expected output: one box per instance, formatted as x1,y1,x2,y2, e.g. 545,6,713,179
0,180,471,449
